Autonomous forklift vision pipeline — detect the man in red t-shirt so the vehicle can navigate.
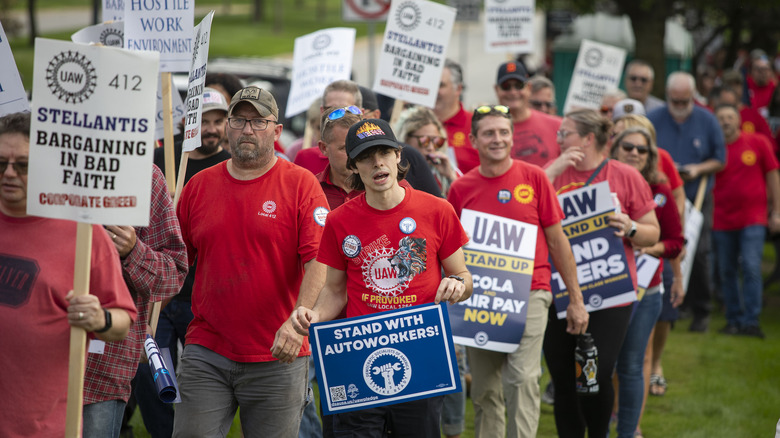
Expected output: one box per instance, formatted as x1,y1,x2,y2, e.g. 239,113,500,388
447,105,588,438
294,118,473,436
433,59,480,173
175,86,330,436
747,56,777,119
494,61,562,167
712,104,780,338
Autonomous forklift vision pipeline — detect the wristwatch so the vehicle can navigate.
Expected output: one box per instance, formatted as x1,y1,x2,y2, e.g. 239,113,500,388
627,221,638,238
448,275,465,285
95,308,112,333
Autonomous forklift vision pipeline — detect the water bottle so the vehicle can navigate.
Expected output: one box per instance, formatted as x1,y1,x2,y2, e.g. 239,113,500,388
575,333,599,394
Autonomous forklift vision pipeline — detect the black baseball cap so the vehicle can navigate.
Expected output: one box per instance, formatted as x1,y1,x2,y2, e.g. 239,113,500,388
346,118,400,159
496,61,529,85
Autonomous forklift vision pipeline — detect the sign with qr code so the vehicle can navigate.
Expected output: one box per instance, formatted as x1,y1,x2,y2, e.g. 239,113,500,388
309,303,461,415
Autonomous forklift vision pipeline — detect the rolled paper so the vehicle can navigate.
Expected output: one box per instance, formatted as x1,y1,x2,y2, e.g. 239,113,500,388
144,334,177,403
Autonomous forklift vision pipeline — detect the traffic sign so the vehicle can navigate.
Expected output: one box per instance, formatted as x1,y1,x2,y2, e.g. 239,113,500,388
343,0,391,22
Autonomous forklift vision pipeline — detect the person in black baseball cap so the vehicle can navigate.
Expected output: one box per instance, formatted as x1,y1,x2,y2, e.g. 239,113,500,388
344,118,407,194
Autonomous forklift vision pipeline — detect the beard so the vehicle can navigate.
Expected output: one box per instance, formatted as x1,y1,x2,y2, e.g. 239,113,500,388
197,134,222,155
231,135,273,166
669,103,693,120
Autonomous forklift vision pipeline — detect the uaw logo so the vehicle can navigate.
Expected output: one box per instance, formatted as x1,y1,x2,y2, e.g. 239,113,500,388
356,122,386,139
395,1,421,32
46,50,98,104
259,200,277,218
361,236,427,297
584,48,603,68
99,27,123,47
192,28,202,61
363,348,412,396
513,184,534,204
741,150,757,166
313,34,331,50
588,294,603,308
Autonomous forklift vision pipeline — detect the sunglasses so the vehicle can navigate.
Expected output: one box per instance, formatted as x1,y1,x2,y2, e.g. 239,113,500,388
499,81,525,91
0,160,29,175
530,100,554,110
475,105,510,114
409,135,446,148
327,105,362,121
669,98,692,106
628,75,650,84
620,142,649,154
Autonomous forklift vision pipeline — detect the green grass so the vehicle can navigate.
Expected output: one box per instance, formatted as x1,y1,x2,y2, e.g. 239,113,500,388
126,242,780,437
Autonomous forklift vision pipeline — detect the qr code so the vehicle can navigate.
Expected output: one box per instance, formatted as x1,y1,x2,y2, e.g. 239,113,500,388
330,385,347,402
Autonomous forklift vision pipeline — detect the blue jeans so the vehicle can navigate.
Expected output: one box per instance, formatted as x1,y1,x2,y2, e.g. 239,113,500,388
82,400,126,438
134,299,194,438
616,290,662,438
713,226,766,328
173,345,308,438
299,356,323,438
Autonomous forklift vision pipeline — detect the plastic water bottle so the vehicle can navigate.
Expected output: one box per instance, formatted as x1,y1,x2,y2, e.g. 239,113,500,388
575,333,599,394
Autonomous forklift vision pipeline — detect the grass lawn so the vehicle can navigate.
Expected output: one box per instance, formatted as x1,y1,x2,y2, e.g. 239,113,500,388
127,242,780,437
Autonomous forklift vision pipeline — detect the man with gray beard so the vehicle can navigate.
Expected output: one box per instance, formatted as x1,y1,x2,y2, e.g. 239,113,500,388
173,86,330,437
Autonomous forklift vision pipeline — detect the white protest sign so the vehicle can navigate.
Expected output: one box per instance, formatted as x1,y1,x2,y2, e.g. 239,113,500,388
484,0,535,54
103,0,125,22
286,28,355,118
563,39,626,114
123,0,194,72
372,0,456,108
154,74,184,140
182,11,215,152
27,38,159,226
680,199,703,292
635,253,661,301
0,21,30,116
72,21,125,47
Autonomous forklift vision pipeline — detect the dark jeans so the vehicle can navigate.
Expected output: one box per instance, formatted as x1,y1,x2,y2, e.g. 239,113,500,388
133,299,193,438
332,396,444,437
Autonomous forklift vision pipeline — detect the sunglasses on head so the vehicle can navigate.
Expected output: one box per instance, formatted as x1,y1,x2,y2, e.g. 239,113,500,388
620,142,649,154
410,135,446,148
0,160,29,175
475,105,510,114
327,105,362,121
499,81,525,91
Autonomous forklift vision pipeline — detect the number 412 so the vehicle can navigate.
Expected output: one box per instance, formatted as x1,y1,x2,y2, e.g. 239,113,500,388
108,74,142,91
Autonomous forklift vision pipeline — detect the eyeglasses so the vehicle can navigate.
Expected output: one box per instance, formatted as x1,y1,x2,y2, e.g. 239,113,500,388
475,105,510,114
669,98,692,106
627,75,650,84
227,117,277,131
556,129,577,140
530,100,554,110
409,135,446,148
620,142,649,154
499,81,525,91
0,160,28,175
327,105,362,121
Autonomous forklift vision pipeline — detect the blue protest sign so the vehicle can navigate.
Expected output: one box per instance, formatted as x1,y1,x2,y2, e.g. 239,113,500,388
310,303,461,415
551,181,636,318
449,209,536,352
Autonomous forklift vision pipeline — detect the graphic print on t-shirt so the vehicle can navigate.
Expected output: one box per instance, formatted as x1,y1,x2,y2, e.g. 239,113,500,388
0,254,40,307
361,236,427,298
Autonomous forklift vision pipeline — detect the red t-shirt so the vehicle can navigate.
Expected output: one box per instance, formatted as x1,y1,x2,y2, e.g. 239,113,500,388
318,186,469,317
511,110,562,168
747,75,777,114
657,147,683,191
442,104,480,173
294,146,329,175
178,159,329,362
713,133,779,230
739,105,778,153
648,182,685,287
552,160,656,289
448,160,564,291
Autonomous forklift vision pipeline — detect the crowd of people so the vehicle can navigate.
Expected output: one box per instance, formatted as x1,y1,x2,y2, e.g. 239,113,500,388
2,44,779,438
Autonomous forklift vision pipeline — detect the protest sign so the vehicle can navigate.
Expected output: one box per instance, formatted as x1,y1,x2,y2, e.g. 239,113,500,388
551,181,636,318
563,39,626,114
635,253,660,301
0,21,30,116
372,0,455,108
449,209,536,353
123,0,194,72
154,74,184,140
27,38,159,226
483,0,535,54
103,0,125,22
72,21,125,47
310,303,461,415
182,11,214,152
680,199,703,292
286,28,355,118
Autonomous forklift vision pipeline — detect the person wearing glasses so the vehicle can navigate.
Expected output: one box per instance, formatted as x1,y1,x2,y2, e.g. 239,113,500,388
396,106,461,196
648,72,726,333
544,109,659,438
0,112,137,438
448,105,588,438
494,61,562,168
173,86,330,437
528,75,558,116
293,118,472,437
624,60,665,113
609,127,684,438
